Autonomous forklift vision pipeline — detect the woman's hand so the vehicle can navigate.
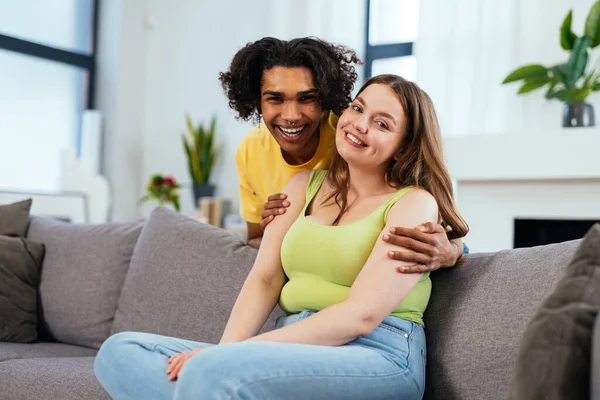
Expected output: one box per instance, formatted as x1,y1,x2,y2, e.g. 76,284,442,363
260,193,290,231
166,348,204,381
383,222,463,273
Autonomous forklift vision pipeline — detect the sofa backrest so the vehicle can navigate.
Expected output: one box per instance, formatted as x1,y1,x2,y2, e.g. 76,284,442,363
423,239,580,399
26,216,143,349
110,207,284,344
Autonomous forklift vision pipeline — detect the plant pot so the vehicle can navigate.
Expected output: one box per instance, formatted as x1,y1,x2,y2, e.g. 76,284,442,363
192,183,215,208
562,102,595,128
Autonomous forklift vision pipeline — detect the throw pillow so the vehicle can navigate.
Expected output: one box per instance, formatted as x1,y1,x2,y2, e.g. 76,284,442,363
0,199,32,237
0,236,45,342
26,216,143,349
112,207,284,344
508,223,600,399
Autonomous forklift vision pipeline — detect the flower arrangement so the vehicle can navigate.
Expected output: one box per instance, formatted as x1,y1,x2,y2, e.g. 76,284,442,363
138,174,181,212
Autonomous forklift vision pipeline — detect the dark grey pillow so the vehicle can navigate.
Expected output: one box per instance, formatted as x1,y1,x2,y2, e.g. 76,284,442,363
0,236,45,342
0,199,32,237
508,224,600,399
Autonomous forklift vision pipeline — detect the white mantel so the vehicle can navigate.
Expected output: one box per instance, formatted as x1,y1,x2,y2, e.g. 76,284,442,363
443,129,600,253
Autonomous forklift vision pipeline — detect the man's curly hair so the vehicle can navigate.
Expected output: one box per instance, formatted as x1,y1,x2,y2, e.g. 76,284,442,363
219,37,362,123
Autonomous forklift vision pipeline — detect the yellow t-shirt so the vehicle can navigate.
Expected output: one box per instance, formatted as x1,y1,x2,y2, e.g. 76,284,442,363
236,111,338,223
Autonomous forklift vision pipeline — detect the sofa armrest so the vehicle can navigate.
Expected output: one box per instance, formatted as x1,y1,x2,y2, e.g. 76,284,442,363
593,314,600,400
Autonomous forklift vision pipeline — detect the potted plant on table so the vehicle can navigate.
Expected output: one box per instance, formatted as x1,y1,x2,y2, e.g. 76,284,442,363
181,114,217,207
501,0,600,127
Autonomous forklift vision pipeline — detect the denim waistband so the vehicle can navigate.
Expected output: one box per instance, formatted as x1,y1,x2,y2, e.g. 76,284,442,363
275,311,424,337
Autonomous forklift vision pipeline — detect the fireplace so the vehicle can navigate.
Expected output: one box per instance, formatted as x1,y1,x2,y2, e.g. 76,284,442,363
513,219,599,248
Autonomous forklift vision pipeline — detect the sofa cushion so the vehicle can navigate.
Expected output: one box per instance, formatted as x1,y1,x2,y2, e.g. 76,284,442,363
26,217,143,349
508,224,600,399
0,357,109,400
0,341,97,362
0,236,45,342
0,198,32,237
423,239,581,400
112,207,283,344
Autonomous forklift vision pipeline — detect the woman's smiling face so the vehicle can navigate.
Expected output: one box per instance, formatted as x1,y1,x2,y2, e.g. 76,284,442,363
335,83,407,171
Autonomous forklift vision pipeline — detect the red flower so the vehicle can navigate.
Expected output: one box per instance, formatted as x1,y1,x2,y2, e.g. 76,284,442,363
164,176,176,187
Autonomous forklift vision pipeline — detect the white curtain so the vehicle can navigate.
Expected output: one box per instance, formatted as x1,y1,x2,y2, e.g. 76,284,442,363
269,0,367,85
415,0,599,136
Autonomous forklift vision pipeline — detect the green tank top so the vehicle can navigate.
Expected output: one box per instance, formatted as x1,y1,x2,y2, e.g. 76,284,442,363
279,170,432,326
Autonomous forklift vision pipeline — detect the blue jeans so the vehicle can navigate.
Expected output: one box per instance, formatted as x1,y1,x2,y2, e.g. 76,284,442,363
94,311,426,399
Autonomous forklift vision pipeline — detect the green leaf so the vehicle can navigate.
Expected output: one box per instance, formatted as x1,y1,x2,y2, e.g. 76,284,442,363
545,80,559,99
585,0,600,48
182,135,199,182
547,88,576,102
593,82,600,91
172,196,181,212
502,64,548,84
567,35,590,86
517,78,551,94
581,68,599,91
549,63,569,85
573,86,593,101
185,114,195,136
561,10,578,50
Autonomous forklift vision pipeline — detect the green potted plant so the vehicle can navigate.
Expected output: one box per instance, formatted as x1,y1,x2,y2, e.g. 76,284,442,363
181,114,217,207
138,174,181,212
501,1,600,127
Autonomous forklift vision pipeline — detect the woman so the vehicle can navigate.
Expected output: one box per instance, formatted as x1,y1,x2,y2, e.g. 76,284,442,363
223,37,465,273
94,75,468,399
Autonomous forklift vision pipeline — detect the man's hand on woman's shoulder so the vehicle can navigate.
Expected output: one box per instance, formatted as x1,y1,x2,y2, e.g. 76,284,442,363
260,193,290,231
382,222,464,273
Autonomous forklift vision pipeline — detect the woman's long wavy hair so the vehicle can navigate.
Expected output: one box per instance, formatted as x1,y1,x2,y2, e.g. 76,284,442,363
325,74,469,239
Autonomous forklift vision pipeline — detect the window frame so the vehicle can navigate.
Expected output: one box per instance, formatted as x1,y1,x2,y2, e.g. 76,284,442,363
364,0,415,79
0,0,99,136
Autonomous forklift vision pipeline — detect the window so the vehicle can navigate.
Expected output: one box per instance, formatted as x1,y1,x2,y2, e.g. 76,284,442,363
0,1,98,192
365,0,419,82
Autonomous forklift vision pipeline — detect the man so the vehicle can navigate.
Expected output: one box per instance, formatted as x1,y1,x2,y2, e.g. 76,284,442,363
220,37,465,272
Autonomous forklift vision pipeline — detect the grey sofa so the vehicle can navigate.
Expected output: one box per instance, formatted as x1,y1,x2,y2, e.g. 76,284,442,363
0,207,596,399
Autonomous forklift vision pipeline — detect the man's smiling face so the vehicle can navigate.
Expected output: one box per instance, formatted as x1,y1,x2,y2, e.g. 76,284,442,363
260,66,323,164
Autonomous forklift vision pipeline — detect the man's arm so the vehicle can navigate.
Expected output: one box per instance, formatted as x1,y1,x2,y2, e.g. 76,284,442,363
246,222,263,249
236,141,267,247
247,193,290,248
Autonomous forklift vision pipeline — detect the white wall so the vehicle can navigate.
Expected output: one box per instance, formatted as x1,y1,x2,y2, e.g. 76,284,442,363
96,0,369,221
96,0,148,222
270,0,367,78
139,0,276,218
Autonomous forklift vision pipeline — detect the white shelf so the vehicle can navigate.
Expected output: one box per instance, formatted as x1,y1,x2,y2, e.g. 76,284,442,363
443,129,600,182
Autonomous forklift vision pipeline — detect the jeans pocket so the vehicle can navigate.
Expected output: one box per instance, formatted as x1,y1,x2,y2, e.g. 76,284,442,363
378,321,411,338
420,348,427,399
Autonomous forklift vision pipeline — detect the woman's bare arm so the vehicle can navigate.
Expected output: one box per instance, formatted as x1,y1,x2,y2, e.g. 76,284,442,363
219,171,310,344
